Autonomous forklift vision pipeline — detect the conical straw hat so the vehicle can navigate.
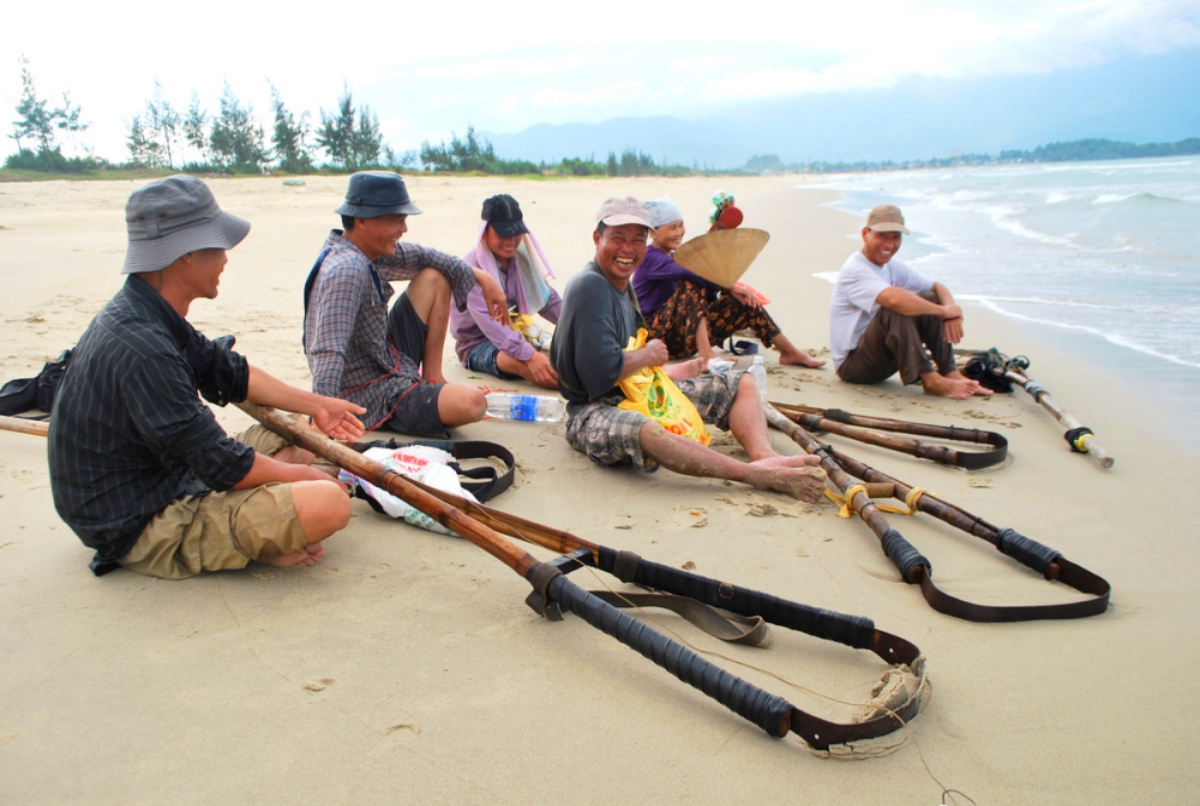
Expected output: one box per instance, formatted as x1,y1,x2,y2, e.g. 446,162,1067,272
671,228,770,289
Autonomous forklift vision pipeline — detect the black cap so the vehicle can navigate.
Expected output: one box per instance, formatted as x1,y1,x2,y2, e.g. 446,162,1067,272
335,171,422,218
481,194,528,238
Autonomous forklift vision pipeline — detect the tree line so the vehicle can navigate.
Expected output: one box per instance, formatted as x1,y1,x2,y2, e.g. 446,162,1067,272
5,57,705,178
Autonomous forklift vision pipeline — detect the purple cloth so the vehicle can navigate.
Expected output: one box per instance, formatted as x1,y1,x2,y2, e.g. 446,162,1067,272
451,222,562,365
631,245,722,317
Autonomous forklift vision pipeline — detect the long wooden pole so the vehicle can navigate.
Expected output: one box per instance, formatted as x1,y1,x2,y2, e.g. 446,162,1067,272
0,415,49,437
769,401,1007,469
236,402,543,575
1006,369,1114,469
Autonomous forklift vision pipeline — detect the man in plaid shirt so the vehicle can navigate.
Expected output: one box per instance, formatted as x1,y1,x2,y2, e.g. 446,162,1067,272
304,172,506,437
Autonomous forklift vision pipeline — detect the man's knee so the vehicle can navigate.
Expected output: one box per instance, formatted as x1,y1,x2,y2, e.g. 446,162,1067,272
406,268,452,321
293,479,351,541
438,383,487,425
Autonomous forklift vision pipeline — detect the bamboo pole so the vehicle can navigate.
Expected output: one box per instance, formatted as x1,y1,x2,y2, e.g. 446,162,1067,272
1006,369,1115,469
236,402,926,747
0,415,49,437
769,402,1007,469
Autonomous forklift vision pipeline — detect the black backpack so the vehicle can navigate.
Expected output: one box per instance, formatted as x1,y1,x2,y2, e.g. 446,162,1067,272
0,349,72,418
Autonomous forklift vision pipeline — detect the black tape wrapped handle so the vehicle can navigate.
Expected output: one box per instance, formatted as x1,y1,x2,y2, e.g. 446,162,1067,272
541,570,794,737
995,528,1062,577
882,529,932,583
597,547,875,650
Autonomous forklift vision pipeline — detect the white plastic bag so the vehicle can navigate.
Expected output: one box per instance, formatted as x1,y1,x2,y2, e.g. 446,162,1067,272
339,445,477,536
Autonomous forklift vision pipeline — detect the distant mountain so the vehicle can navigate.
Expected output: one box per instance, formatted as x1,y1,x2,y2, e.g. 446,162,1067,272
483,48,1200,168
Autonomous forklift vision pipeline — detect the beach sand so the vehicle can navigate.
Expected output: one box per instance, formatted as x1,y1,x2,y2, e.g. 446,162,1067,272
1,174,1198,803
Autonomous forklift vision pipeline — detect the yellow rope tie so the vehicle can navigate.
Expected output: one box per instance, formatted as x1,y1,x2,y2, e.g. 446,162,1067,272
1073,432,1094,452
825,484,868,518
875,486,936,516
827,485,937,517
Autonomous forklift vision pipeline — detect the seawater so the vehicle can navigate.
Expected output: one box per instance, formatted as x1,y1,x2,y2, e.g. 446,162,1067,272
803,157,1200,447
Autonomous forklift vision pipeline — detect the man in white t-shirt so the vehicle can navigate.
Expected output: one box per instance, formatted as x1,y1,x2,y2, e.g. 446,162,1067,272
828,204,991,399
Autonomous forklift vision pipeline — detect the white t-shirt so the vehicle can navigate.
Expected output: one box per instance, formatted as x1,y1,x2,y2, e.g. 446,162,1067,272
828,251,933,368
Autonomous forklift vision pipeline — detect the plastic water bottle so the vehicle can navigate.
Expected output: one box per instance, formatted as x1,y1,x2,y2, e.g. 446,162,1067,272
485,392,566,423
748,356,768,401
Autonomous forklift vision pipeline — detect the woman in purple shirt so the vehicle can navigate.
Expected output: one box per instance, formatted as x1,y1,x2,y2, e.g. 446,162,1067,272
632,196,824,367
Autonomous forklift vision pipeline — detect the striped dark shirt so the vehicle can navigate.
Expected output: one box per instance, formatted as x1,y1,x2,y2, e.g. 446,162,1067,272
303,231,476,430
48,275,254,573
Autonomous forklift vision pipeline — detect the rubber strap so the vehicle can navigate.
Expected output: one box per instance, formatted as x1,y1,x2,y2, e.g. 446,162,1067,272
589,591,773,646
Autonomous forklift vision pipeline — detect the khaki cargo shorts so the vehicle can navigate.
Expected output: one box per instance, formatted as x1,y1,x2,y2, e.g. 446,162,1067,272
120,424,309,580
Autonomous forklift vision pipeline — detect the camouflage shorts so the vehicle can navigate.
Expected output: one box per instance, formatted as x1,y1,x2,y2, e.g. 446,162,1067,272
564,371,743,471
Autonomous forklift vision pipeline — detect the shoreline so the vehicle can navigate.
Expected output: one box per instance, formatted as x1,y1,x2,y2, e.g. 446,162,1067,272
794,182,1200,455
1,175,1198,803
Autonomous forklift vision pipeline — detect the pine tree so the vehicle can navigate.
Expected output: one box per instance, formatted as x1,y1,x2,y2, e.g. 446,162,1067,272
269,83,312,173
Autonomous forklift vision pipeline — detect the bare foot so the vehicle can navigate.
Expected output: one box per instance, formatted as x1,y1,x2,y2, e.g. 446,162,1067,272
260,542,326,568
921,371,992,399
779,350,826,368
750,454,822,469
747,466,827,502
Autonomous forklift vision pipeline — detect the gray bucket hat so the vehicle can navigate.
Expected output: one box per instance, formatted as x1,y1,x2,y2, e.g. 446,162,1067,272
122,175,250,274
335,171,423,218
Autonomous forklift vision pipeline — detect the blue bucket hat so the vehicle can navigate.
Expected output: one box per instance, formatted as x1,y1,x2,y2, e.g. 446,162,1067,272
335,171,423,218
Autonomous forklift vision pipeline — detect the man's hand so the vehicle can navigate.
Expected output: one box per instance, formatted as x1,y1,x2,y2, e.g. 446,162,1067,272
311,396,366,441
473,269,508,322
943,316,964,344
524,351,559,387
620,338,670,380
640,338,670,366
941,304,964,344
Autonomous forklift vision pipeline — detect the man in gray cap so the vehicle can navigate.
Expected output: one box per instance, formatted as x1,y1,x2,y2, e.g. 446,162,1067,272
829,204,991,399
304,171,506,437
549,197,825,502
48,175,367,579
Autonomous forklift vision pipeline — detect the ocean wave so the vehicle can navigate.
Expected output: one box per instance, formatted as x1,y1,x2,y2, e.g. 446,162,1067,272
983,207,1075,246
1091,191,1183,205
1092,193,1137,205
958,294,1200,316
973,298,1200,370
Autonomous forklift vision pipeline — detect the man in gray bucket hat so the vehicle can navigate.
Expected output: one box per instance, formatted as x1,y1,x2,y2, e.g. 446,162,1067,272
48,175,367,580
303,171,506,437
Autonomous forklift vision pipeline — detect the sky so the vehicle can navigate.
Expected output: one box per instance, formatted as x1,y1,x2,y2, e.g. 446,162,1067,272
2,0,1198,164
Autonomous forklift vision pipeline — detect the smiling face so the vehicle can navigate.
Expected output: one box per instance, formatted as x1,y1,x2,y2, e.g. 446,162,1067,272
484,225,520,262
593,223,649,290
861,227,903,266
651,219,685,252
355,214,409,261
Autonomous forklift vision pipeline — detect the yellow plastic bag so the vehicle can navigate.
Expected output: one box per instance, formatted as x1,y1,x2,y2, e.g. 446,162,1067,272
617,329,711,446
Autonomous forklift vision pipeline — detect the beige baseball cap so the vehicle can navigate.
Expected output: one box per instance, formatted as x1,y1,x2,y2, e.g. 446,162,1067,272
865,204,910,235
596,197,652,229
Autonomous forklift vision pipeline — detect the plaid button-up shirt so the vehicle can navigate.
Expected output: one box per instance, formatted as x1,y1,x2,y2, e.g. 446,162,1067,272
304,230,476,429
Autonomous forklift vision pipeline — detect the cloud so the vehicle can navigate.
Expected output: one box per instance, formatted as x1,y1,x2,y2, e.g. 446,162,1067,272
2,0,1198,160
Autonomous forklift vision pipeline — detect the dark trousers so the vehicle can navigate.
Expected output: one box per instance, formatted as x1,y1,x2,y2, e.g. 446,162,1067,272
837,292,955,386
647,280,782,359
